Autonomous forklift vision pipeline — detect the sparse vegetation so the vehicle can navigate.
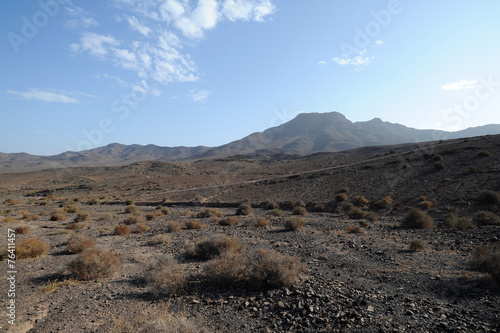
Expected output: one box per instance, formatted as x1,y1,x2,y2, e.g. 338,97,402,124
471,246,500,285
478,150,491,157
67,234,96,254
335,193,348,202
68,248,119,281
185,219,203,230
14,226,30,234
124,205,141,214
255,217,271,228
150,234,172,247
409,239,426,252
292,206,307,216
351,195,369,207
433,162,446,170
146,255,186,296
166,221,182,233
236,203,254,216
134,223,150,233
1,217,17,223
267,209,284,217
474,211,500,226
402,209,434,229
67,222,87,230
265,200,279,210
417,200,434,210
197,208,223,218
347,225,364,234
64,205,80,213
43,278,78,293
284,217,306,231
124,214,146,225
3,198,20,205
50,213,67,221
13,238,50,259
186,236,245,260
442,213,474,230
477,190,500,205
373,196,393,210
115,225,132,235
205,249,305,289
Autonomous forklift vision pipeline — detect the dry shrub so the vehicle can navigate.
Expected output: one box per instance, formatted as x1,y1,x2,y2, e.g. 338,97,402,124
468,166,485,174
265,201,279,210
197,208,223,218
335,193,348,202
68,248,119,281
185,219,203,230
14,226,30,234
22,214,40,221
433,162,446,170
160,207,171,216
471,246,500,285
166,221,182,233
293,206,308,216
150,234,172,247
146,212,161,221
67,222,87,230
351,195,369,207
477,190,500,205
478,150,491,157
181,210,191,217
113,307,211,333
219,216,240,226
3,199,20,205
474,211,500,226
125,205,141,214
2,217,17,223
402,209,434,229
50,213,67,221
255,217,271,228
125,199,135,206
64,205,80,213
14,238,49,259
284,217,306,231
99,213,113,221
267,209,284,217
433,154,443,161
373,196,393,210
146,256,186,296
135,223,151,233
67,234,96,254
409,239,426,252
74,213,90,222
205,249,305,289
186,236,245,260
417,200,434,210
312,204,325,212
124,215,146,225
339,187,350,193
115,225,132,235
236,203,254,216
347,225,364,234
443,214,474,230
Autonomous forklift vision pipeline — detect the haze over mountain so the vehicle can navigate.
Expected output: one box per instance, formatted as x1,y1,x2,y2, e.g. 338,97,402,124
1,112,500,172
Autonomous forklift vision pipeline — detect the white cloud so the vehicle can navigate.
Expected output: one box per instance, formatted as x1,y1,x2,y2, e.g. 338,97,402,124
442,80,478,91
64,4,99,29
317,61,327,65
6,89,83,103
332,49,374,71
125,15,152,37
173,0,220,39
222,0,275,22
71,32,120,58
374,40,383,45
190,89,212,103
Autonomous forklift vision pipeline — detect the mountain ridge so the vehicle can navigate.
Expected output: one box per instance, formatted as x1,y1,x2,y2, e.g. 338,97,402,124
2,111,500,172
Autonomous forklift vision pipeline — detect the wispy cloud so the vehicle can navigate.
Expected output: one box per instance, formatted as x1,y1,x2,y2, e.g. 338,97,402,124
64,4,99,29
190,89,212,103
125,15,152,37
6,89,86,103
442,80,478,91
317,61,327,65
71,32,120,58
332,49,374,71
222,0,275,22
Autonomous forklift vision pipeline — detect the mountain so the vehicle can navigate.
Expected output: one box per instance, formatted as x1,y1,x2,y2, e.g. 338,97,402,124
1,111,500,172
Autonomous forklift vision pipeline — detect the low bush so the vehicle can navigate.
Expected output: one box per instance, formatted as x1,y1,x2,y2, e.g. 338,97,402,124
1,217,17,223
166,221,182,233
372,196,393,210
218,216,240,226
442,213,474,230
68,248,119,281
255,217,271,228
417,200,434,210
471,246,500,285
67,222,86,230
292,206,308,216
402,209,434,229
347,225,364,234
265,201,279,210
312,204,325,212
185,219,203,230
67,234,96,254
50,213,67,221
186,236,245,260
197,208,223,218
478,150,491,157
433,162,446,170
150,234,172,247
351,195,369,207
267,209,284,217
64,205,80,214
236,203,254,216
14,226,30,234
115,225,132,235
409,239,426,252
14,238,49,259
124,205,141,214
477,190,500,205
124,215,146,225
135,223,151,233
125,199,135,206
335,193,348,202
474,211,500,226
146,255,186,296
205,249,305,289
3,199,20,205
284,217,306,231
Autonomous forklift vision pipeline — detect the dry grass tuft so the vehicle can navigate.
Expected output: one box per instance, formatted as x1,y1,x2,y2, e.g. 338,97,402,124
14,226,30,234
124,214,146,225
335,193,348,202
402,209,434,229
68,248,119,281
284,217,306,231
146,255,186,296
409,239,426,252
236,203,254,216
471,246,500,285
186,236,245,260
477,190,500,205
166,221,182,233
115,225,132,235
197,208,223,218
74,212,89,222
185,219,203,230
135,223,151,233
347,225,365,234
13,238,50,259
417,200,434,210
67,234,96,254
292,206,308,216
150,234,172,247
373,196,393,210
474,211,500,226
218,216,240,226
124,205,141,214
351,195,369,207
67,222,87,230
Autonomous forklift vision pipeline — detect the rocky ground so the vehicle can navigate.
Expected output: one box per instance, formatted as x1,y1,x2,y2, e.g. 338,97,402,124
0,135,499,332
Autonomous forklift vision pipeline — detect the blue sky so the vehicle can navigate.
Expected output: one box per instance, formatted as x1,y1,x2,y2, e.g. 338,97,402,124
1,0,500,155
